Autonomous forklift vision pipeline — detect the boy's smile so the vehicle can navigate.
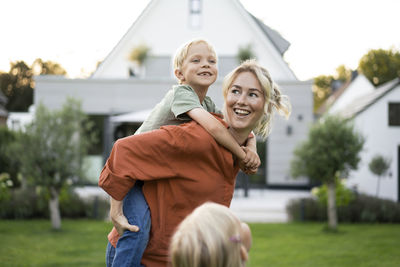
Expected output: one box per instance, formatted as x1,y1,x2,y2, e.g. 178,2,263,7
175,42,218,94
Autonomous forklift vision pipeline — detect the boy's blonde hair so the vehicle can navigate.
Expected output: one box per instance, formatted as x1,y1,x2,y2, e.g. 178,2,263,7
170,202,245,267
222,59,291,139
173,39,218,83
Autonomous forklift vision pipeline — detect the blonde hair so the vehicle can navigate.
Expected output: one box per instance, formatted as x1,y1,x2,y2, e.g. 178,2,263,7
173,39,217,83
170,202,244,267
222,59,291,139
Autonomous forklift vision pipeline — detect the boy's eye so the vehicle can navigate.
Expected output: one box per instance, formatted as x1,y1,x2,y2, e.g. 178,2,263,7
192,59,200,62
209,59,216,64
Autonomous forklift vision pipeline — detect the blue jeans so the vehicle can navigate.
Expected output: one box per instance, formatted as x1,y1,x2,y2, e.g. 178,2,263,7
106,181,151,267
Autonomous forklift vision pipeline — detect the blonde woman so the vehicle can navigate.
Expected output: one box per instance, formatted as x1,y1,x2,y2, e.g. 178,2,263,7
170,202,252,267
99,59,291,266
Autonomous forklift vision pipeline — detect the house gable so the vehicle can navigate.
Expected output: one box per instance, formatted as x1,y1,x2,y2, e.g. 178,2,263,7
93,0,296,81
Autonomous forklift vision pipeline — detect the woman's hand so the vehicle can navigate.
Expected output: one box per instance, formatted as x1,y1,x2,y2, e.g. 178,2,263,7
110,198,139,236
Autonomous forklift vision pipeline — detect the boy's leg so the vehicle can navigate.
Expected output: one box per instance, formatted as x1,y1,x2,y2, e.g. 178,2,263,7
112,181,151,267
106,242,116,267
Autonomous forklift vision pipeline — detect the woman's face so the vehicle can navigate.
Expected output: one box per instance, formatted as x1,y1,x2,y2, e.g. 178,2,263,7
225,71,265,134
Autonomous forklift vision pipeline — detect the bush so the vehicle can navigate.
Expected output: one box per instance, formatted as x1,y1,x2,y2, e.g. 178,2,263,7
287,193,400,223
0,186,109,220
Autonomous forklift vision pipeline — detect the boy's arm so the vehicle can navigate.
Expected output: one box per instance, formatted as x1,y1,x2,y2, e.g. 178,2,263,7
110,197,139,235
244,133,261,170
187,108,246,161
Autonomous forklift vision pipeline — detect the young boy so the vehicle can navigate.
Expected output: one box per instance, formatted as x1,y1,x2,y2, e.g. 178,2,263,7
105,39,260,267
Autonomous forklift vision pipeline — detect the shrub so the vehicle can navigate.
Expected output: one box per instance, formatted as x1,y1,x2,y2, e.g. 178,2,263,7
0,186,109,220
287,193,400,223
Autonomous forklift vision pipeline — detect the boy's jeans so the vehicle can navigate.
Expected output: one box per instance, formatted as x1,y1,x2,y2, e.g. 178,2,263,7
106,181,151,267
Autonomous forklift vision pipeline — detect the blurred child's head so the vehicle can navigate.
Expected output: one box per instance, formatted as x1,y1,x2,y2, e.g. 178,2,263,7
173,39,218,89
222,59,291,139
170,202,251,267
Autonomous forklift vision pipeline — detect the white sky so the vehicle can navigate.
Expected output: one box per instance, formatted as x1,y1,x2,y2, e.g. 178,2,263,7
0,0,399,81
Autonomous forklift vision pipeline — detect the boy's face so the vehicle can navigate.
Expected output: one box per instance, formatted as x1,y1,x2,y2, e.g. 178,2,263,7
175,42,218,91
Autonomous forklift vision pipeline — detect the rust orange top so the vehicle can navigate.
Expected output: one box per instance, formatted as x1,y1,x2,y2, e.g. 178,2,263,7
99,115,240,267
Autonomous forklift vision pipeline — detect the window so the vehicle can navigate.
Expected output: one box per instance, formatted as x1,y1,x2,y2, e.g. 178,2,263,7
389,103,400,126
189,0,201,29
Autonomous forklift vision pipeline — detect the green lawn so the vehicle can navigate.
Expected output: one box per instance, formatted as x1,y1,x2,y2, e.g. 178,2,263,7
0,220,399,267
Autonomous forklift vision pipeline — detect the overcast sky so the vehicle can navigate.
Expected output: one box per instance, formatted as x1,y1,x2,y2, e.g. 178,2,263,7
0,0,399,80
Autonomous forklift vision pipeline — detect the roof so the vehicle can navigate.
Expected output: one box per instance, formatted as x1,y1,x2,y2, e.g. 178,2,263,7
339,78,400,119
248,12,290,55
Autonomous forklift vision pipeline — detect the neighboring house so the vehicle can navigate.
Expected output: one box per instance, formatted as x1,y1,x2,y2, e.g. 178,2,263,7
34,0,313,187
0,90,8,125
331,78,400,202
317,73,375,116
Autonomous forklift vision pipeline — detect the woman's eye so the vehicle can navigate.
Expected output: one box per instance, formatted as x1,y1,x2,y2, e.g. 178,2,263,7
231,89,240,94
249,92,259,98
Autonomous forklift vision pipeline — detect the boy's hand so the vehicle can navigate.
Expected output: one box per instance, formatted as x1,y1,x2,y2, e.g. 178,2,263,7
111,212,140,236
238,147,260,175
242,146,261,170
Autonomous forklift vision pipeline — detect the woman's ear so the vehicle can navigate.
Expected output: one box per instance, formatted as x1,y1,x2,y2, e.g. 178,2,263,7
174,68,185,82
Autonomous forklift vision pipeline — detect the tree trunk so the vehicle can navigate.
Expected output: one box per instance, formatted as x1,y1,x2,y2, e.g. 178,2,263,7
49,186,61,230
376,175,381,197
326,180,337,231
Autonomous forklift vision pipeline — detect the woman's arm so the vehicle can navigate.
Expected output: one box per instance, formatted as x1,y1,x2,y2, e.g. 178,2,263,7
99,121,228,200
187,108,246,161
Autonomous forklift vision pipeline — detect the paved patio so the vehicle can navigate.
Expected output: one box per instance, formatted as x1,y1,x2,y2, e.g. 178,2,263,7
76,186,312,223
230,188,311,223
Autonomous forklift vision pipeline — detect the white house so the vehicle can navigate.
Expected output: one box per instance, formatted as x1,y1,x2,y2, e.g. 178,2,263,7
325,74,375,115
319,72,400,202
34,0,313,187
335,78,400,202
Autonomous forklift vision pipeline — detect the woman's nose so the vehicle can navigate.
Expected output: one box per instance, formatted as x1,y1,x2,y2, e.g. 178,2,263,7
236,94,247,105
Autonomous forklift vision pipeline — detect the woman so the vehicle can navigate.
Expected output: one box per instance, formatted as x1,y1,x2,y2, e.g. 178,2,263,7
99,59,291,266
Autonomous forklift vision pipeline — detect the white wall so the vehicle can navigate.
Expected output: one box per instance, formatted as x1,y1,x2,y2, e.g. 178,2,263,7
346,85,400,201
267,80,313,186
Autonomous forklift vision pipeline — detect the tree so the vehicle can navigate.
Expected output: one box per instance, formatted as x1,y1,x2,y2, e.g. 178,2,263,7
359,48,400,86
32,58,67,76
0,59,67,112
368,155,391,197
0,61,33,111
0,126,20,187
13,98,96,229
313,74,333,112
291,115,364,231
237,43,256,63
312,65,352,112
128,44,151,66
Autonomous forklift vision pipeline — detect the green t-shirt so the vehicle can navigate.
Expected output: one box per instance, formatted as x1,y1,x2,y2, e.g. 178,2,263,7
135,85,221,134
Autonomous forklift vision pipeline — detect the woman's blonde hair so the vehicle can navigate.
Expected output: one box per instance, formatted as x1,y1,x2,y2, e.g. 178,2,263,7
222,59,291,139
170,202,244,267
173,38,217,83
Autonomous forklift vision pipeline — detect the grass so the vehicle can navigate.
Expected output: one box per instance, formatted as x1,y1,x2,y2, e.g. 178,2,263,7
248,223,400,267
0,220,399,267
0,219,111,267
